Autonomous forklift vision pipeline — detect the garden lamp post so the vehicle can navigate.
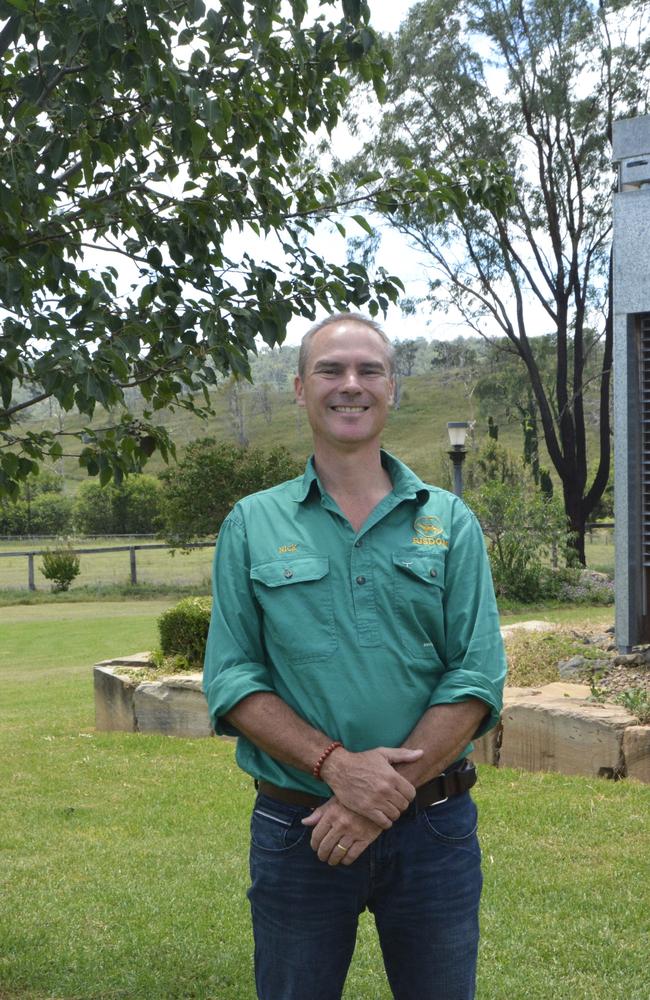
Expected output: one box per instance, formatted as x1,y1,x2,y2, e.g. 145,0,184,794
447,421,470,498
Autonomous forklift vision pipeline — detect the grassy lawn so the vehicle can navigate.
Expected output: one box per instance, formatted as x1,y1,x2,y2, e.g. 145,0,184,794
0,537,214,593
1,603,648,999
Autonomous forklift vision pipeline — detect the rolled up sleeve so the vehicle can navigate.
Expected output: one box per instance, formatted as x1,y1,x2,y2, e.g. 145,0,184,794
427,506,507,736
202,511,275,736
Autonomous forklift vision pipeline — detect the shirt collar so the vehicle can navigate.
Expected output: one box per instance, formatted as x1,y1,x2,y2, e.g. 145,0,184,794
292,451,430,504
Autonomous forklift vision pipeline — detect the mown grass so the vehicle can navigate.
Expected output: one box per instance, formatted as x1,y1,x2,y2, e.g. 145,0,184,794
0,537,214,593
1,603,648,999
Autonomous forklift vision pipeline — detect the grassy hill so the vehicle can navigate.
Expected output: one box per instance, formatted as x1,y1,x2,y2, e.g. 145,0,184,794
19,366,604,494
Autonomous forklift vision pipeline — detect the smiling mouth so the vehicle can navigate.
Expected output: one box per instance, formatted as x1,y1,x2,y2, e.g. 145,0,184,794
331,405,368,413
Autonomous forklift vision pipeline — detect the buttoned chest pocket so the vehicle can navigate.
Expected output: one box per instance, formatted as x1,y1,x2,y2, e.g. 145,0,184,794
250,556,337,663
393,549,446,661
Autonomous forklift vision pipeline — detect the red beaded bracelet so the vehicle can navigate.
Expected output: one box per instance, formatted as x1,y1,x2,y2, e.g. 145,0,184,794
312,740,343,780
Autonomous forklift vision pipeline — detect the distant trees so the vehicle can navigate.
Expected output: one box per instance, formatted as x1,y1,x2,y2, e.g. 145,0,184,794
0,472,72,536
74,475,163,535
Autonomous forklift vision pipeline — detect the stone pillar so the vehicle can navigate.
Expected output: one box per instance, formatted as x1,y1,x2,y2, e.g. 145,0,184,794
612,115,650,650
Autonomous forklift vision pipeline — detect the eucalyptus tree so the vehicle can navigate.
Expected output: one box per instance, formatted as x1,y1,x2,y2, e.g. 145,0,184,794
350,0,649,561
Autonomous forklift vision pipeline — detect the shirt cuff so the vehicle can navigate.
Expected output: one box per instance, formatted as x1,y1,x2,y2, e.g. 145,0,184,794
427,671,505,737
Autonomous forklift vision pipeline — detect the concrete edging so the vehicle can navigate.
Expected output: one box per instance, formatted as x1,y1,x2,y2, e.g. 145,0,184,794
93,655,650,783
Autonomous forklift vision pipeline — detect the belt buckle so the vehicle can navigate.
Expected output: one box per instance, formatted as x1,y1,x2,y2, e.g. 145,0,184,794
429,771,448,807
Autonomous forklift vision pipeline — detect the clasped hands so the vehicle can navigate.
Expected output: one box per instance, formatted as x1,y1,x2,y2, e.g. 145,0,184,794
301,746,422,868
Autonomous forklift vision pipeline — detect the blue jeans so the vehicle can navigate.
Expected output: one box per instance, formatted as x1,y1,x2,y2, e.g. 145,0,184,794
248,791,483,1000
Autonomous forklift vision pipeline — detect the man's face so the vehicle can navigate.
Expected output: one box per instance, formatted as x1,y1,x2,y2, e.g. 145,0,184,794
294,320,395,450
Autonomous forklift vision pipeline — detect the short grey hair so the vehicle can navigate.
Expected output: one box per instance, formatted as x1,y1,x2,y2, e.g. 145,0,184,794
297,312,395,380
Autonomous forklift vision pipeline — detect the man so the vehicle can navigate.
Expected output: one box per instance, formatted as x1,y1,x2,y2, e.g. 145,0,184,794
203,313,507,1000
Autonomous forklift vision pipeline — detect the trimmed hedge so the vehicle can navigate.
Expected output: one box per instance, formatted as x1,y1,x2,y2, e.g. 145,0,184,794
157,596,212,670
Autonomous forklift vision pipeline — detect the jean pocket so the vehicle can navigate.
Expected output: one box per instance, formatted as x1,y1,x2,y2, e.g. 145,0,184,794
422,793,478,844
250,798,309,853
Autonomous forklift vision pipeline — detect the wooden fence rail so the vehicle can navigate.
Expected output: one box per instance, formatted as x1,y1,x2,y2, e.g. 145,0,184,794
0,542,214,591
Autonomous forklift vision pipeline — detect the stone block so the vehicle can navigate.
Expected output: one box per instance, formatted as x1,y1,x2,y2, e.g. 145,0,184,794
623,726,650,783
499,696,635,778
470,724,500,766
134,677,212,738
536,682,592,700
94,665,138,733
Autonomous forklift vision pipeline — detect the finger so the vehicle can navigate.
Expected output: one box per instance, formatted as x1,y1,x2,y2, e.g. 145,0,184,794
316,826,346,862
377,747,424,764
301,807,324,827
367,810,394,830
309,821,331,853
341,840,370,866
327,840,352,867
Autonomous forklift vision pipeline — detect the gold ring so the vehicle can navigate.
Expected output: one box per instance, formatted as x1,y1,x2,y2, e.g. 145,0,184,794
335,843,348,854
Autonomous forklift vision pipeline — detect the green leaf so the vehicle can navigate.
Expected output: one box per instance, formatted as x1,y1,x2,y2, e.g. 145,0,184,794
189,122,208,158
351,214,374,235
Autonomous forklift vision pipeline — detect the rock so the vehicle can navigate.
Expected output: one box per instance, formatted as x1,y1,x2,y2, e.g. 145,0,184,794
499,694,635,778
557,655,587,678
500,620,556,643
95,651,154,668
537,682,593,699
623,726,650,783
134,675,212,738
614,653,636,665
94,665,138,732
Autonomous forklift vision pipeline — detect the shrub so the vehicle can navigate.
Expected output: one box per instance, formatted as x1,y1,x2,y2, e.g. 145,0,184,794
40,544,81,592
74,475,163,534
159,440,302,546
467,473,569,603
157,596,212,670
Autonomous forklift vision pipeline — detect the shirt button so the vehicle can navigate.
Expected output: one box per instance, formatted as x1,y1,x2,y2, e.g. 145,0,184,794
284,569,294,579
356,575,366,585
354,539,362,547
429,569,437,578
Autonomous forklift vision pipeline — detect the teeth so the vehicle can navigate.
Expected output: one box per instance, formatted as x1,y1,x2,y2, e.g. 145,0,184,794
332,406,366,412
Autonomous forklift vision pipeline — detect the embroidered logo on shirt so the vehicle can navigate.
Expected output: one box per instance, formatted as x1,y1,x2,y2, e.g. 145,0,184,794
278,543,298,554
412,515,448,548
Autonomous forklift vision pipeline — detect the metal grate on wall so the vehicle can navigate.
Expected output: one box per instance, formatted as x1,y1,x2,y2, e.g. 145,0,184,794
642,315,650,567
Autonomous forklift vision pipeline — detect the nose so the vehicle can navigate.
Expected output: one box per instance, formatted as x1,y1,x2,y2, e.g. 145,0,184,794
340,367,362,392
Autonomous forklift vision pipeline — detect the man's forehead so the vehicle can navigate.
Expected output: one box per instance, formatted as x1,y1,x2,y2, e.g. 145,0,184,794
307,322,390,364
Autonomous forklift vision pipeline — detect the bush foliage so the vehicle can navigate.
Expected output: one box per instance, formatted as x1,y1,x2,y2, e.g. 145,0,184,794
74,475,163,535
466,442,571,603
0,472,73,536
157,596,212,670
40,544,81,592
160,440,302,545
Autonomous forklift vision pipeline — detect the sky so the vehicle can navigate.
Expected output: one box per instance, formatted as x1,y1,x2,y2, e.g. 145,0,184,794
280,0,438,346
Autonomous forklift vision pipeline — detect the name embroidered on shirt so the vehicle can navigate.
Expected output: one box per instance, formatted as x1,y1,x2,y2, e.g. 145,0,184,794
278,543,298,554
411,537,449,548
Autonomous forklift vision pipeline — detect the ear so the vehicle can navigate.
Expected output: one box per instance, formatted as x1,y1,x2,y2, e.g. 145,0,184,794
294,374,306,407
388,376,395,406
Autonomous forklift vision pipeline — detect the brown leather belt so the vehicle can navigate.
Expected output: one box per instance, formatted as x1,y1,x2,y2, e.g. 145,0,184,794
256,758,476,812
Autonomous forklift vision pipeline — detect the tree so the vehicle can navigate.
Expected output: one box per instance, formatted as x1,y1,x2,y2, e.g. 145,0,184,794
159,439,302,544
0,0,399,499
348,0,650,562
0,469,73,535
74,474,163,534
0,0,509,501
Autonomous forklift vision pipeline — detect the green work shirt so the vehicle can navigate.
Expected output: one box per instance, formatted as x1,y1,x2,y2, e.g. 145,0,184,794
203,451,507,796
